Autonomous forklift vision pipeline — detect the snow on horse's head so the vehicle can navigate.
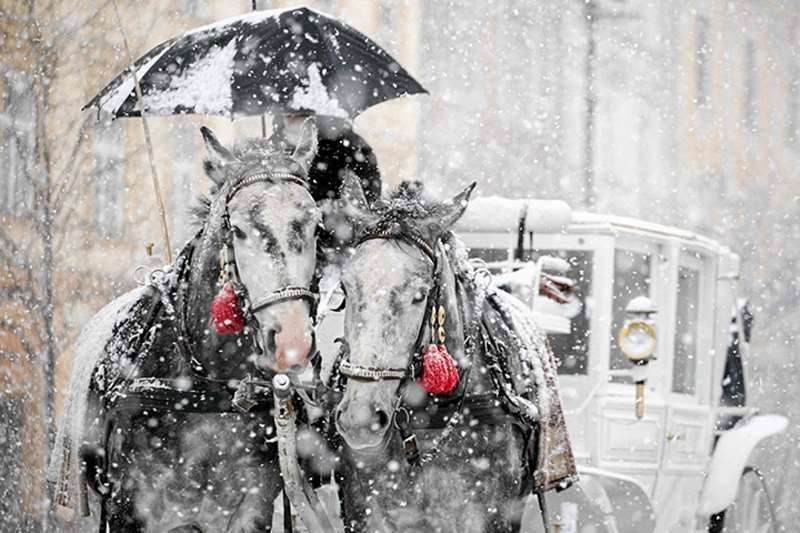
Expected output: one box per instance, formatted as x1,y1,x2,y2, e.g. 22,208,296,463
193,122,321,375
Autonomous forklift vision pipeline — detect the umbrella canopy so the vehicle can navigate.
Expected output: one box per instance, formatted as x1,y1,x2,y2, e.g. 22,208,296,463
86,6,427,119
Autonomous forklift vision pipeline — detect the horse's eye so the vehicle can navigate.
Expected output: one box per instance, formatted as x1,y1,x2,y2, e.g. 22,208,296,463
232,225,246,240
411,289,428,304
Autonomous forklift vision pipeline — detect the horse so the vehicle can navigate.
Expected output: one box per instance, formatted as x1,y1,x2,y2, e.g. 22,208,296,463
328,176,577,532
50,120,325,532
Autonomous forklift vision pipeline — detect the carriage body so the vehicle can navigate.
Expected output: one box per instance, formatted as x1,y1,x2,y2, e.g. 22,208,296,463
449,198,785,532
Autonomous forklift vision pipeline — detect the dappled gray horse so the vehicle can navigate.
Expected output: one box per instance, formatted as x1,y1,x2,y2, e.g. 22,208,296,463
51,121,322,532
329,176,576,532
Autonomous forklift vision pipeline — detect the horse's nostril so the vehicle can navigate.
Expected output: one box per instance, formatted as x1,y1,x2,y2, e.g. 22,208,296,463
265,329,277,354
374,410,390,430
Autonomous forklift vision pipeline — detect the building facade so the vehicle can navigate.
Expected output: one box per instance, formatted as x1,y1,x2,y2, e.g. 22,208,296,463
1,0,798,528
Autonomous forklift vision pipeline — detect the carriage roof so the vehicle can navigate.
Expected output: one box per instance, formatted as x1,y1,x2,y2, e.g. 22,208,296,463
456,196,735,261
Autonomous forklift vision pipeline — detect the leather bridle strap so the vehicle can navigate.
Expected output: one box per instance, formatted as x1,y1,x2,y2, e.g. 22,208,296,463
339,359,408,381
250,286,318,313
226,171,309,202
334,230,440,383
222,170,318,314
356,229,436,264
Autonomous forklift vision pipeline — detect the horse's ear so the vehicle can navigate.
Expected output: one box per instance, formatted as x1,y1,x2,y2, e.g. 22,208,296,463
292,118,318,173
420,182,476,239
341,170,370,211
201,126,234,186
338,171,376,228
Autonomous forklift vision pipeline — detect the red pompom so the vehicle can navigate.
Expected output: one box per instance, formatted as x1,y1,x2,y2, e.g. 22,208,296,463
210,282,245,334
419,344,459,394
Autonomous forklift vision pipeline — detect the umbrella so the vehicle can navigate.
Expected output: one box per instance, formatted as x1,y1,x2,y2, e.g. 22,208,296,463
86,6,427,119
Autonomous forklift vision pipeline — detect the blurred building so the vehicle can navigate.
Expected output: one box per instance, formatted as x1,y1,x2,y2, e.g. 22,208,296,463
1,0,798,528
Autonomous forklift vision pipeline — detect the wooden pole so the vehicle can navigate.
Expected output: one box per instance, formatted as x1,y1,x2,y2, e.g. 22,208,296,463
110,0,174,262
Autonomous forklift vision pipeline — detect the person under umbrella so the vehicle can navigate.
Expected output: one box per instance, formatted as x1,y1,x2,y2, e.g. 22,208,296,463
273,113,381,205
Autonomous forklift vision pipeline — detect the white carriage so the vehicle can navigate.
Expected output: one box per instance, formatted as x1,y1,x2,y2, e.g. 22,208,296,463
449,197,786,533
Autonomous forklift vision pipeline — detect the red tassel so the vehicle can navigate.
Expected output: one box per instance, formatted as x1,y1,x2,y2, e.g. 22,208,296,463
419,344,459,394
210,282,245,334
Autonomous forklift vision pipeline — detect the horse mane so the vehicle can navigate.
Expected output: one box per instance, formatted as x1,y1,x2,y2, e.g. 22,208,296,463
190,195,212,227
369,180,459,231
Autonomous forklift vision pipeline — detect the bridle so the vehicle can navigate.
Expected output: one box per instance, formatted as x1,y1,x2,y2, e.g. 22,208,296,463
179,168,321,379
332,224,444,386
219,170,319,318
330,224,479,466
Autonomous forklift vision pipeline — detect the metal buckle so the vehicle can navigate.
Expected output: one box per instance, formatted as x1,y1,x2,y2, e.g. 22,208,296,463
402,433,419,464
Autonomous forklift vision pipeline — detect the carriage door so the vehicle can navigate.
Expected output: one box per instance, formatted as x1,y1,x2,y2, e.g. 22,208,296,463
597,239,668,494
653,247,713,531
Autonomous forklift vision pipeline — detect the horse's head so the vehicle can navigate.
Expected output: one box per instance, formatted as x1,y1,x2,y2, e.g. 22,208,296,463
199,122,321,374
333,176,475,451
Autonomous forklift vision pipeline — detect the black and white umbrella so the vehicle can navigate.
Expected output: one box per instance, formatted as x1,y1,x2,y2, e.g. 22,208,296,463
86,6,427,119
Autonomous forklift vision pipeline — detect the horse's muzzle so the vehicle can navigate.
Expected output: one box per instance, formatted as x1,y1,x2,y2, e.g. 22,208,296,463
334,400,393,453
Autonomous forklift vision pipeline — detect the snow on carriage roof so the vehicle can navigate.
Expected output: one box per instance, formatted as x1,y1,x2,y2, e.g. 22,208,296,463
456,195,732,255
569,211,732,252
455,197,572,234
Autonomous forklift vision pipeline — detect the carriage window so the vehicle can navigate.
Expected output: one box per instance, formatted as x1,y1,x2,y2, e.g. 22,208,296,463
610,249,652,373
533,250,593,375
673,266,700,394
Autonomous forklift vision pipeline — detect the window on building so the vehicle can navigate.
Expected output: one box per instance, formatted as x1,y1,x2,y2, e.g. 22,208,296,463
744,40,758,132
673,266,700,394
610,249,652,372
0,70,35,217
695,15,711,107
91,120,124,238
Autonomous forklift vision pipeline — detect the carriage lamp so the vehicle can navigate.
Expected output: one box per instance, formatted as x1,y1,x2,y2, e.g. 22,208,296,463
618,296,658,419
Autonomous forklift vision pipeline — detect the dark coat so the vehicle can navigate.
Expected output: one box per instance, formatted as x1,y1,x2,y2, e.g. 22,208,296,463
308,127,381,204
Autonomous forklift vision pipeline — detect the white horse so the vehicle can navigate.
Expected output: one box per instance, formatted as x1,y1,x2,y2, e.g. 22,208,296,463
50,121,324,532
329,176,577,532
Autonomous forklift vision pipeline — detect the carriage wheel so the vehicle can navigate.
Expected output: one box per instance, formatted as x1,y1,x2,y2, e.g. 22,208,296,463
713,466,779,533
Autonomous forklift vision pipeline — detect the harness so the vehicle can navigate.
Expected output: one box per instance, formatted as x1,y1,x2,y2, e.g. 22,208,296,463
328,225,535,467
90,169,322,531
218,171,319,320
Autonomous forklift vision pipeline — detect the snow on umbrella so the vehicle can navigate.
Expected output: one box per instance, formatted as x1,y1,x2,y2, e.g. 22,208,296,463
85,6,428,120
